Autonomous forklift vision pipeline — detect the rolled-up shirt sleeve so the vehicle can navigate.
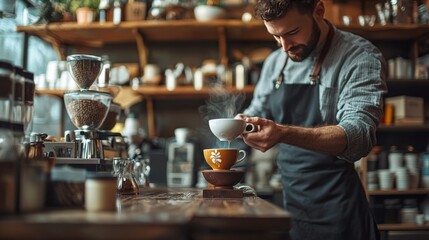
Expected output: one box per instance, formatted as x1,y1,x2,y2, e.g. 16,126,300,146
336,51,387,162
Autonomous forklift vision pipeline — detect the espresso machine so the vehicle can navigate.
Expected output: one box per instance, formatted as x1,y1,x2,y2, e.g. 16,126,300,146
43,54,126,170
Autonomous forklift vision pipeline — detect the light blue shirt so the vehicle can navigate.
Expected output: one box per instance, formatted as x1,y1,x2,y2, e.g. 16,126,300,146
243,25,387,162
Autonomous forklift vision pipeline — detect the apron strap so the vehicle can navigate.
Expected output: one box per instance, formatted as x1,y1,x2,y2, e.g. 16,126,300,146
309,22,335,85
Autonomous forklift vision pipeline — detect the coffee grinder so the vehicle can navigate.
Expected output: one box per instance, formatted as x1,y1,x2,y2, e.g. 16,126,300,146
167,128,195,187
63,54,112,160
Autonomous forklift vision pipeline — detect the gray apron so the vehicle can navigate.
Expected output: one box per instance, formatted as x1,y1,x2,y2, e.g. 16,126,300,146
269,24,380,240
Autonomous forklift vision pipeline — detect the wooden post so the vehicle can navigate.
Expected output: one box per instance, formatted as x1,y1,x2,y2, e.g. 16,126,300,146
146,97,155,140
133,28,148,77
217,26,228,67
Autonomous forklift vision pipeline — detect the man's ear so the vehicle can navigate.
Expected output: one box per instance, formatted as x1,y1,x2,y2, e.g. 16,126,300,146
313,0,325,21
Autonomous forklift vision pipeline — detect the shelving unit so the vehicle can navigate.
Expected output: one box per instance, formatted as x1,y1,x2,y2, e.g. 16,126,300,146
36,85,255,138
21,21,429,136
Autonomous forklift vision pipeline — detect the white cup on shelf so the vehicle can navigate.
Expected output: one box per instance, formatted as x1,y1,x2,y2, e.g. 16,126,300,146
416,214,425,225
378,169,394,190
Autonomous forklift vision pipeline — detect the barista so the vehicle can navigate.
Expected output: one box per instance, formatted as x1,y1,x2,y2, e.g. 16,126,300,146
237,1,386,239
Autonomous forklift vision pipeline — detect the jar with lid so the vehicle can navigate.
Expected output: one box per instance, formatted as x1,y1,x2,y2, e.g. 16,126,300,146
23,71,35,139
384,198,401,223
12,66,25,141
0,128,20,214
113,157,139,195
404,145,420,188
0,60,14,127
388,145,404,172
401,198,418,224
147,0,167,20
20,132,49,212
85,172,117,212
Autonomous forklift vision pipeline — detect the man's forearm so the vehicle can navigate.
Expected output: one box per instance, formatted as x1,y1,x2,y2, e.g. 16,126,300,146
277,124,347,156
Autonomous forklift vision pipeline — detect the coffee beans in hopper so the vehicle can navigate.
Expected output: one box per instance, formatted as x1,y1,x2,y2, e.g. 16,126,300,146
99,110,118,130
68,60,102,89
67,99,108,129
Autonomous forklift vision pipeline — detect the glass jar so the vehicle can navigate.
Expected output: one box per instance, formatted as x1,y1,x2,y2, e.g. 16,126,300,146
85,172,117,212
12,66,25,141
23,71,35,138
113,158,139,195
134,157,151,188
0,128,20,214
20,132,49,212
0,60,14,127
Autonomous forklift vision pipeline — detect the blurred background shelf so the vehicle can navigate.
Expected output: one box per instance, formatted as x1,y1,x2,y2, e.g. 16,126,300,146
378,223,429,231
377,125,429,132
368,189,429,196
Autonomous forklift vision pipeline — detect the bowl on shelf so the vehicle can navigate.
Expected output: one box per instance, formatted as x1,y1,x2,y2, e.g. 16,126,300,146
194,5,226,22
64,90,112,130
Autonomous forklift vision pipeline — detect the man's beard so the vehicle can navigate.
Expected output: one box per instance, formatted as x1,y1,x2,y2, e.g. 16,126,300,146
287,19,321,62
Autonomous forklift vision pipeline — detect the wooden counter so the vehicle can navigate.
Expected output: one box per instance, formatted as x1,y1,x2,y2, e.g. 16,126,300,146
0,188,291,240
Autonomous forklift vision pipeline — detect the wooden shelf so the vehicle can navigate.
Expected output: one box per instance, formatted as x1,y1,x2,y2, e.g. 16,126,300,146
35,85,255,100
377,124,429,132
16,20,273,46
368,188,429,196
336,24,429,41
134,85,255,99
378,223,429,231
386,79,429,87
17,22,429,47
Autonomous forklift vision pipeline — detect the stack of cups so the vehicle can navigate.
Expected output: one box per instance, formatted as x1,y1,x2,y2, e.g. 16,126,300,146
378,169,394,190
389,151,404,172
421,152,429,188
387,150,404,190
395,167,409,190
367,171,379,191
405,151,420,189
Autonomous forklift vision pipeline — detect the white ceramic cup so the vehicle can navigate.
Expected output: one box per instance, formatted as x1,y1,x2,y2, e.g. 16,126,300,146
416,214,425,225
209,118,256,142
378,169,394,190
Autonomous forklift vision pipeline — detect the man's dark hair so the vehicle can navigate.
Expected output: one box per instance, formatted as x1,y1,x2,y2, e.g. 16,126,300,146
254,0,318,21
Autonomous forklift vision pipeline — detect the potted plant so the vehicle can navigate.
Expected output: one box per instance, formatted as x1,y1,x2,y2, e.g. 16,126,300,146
37,0,73,23
70,0,100,24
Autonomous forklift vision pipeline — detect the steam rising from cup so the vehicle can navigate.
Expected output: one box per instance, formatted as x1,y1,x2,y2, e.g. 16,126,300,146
199,89,245,120
199,89,248,147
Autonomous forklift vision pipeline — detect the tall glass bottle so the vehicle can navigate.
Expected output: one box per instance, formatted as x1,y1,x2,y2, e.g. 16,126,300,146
12,66,25,141
23,71,35,140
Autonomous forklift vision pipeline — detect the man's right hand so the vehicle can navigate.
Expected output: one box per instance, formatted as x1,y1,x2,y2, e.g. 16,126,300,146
239,116,281,152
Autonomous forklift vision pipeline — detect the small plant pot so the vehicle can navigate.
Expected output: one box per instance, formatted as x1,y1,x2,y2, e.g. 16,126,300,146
76,7,94,24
